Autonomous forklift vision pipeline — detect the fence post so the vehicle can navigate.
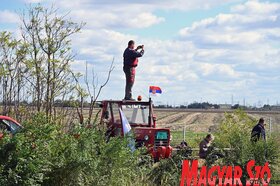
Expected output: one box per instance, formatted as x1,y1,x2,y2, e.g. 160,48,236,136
183,126,186,141
269,117,272,137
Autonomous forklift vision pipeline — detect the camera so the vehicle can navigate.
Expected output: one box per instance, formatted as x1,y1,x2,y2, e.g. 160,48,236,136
137,45,144,49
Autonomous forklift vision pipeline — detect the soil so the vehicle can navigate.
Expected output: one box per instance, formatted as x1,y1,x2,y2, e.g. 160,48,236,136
155,110,280,133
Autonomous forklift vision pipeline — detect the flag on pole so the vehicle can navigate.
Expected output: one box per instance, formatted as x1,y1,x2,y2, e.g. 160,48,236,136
119,108,135,152
119,108,131,134
149,86,162,96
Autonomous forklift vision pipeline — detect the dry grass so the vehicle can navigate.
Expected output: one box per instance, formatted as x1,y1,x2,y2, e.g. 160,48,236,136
155,110,280,134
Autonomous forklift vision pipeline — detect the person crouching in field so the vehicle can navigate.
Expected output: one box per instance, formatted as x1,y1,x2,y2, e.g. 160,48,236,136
199,134,224,162
199,134,214,159
251,117,266,142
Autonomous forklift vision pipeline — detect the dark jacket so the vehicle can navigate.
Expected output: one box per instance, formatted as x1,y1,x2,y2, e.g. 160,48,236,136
251,123,266,142
199,138,210,159
123,48,144,67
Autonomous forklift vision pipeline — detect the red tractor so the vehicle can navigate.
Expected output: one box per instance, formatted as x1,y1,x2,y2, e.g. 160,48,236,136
100,98,172,160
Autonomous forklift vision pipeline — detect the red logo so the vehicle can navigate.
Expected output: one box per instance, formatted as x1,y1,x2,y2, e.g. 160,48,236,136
180,160,271,186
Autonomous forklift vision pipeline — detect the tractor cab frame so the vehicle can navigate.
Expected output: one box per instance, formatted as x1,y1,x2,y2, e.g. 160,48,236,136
100,98,172,160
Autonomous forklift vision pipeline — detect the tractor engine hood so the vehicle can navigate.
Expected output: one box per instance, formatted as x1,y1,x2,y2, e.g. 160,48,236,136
134,127,171,146
133,127,172,160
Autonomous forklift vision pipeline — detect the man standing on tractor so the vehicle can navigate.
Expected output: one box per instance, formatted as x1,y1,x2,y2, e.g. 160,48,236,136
123,40,144,100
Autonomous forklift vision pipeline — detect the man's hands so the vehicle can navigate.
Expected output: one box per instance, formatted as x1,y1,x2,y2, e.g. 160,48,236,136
136,45,144,50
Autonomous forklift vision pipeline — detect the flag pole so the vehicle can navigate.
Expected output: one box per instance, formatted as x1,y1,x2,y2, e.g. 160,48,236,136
148,86,152,127
148,86,150,100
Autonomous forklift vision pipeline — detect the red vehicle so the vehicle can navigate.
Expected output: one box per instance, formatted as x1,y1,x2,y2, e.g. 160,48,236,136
100,98,172,160
0,116,22,139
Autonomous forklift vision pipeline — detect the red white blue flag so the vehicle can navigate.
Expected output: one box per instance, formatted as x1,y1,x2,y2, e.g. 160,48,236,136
149,86,162,96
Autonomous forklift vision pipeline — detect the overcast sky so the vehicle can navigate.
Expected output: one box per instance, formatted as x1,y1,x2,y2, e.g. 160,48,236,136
1,0,280,106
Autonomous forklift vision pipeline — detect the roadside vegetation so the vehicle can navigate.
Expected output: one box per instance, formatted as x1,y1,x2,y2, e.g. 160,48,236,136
0,111,279,185
152,110,280,185
0,114,145,185
214,110,280,183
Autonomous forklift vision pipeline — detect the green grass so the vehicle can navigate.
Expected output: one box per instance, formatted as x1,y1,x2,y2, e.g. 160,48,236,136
170,130,207,148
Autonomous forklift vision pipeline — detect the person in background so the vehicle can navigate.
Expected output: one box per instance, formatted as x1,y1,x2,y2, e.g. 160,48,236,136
199,134,214,159
123,40,144,101
251,117,266,142
176,141,188,149
176,140,193,158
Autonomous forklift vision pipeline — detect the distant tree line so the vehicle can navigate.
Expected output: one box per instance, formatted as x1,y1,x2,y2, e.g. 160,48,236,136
187,102,220,109
155,102,219,109
155,102,280,110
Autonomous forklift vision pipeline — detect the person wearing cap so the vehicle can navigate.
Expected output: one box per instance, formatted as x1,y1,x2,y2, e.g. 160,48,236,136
251,118,266,142
123,40,144,101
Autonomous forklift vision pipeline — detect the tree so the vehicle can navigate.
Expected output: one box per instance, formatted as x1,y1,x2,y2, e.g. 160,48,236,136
21,5,84,118
0,31,27,119
0,4,114,126
73,59,115,124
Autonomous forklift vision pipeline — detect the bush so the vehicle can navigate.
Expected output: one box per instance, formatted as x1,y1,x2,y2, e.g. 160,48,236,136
148,147,193,186
1,111,278,185
149,110,280,185
0,113,142,186
213,110,280,183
